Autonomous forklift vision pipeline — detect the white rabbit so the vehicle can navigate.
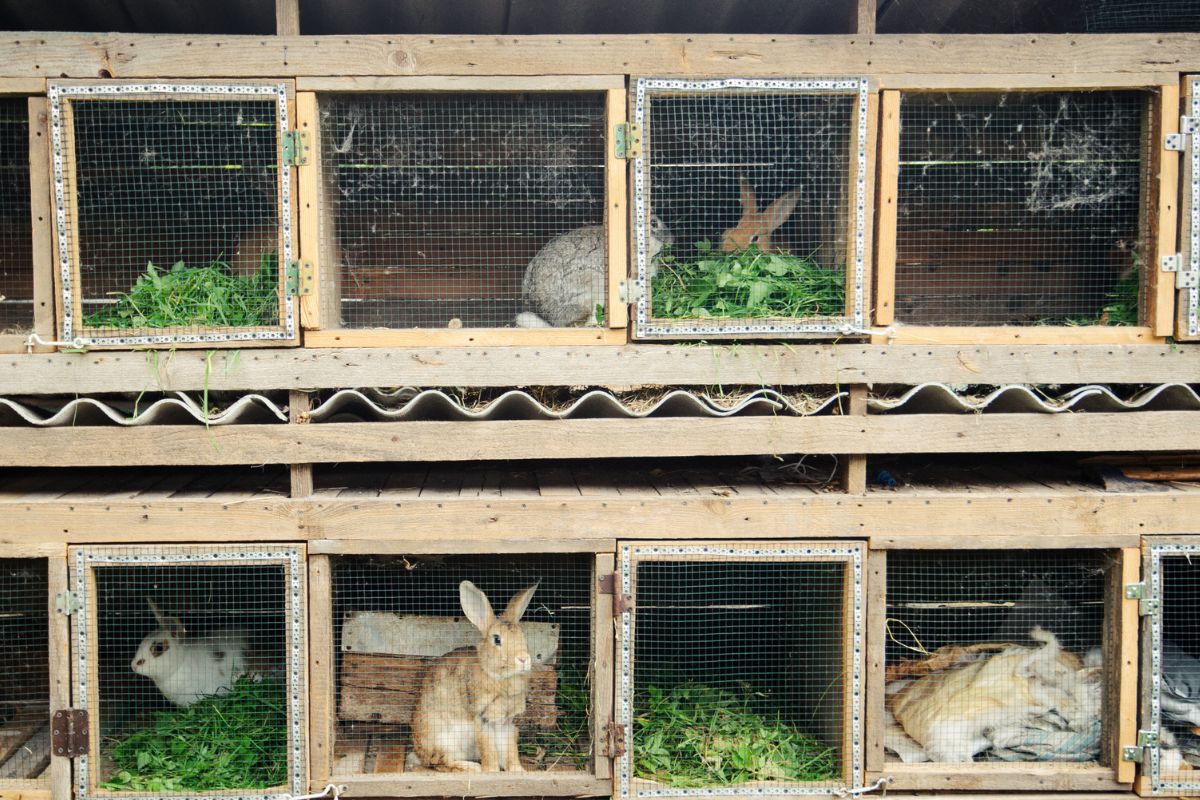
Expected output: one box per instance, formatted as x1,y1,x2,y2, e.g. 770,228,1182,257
406,581,539,772
515,216,673,328
130,598,248,707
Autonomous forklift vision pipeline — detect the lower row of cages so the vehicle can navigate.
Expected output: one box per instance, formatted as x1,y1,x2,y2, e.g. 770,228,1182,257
0,76,1187,350
10,542,1200,797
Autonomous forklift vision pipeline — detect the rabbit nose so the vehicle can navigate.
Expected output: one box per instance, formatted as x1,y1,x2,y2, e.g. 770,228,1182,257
133,658,144,668
517,654,531,670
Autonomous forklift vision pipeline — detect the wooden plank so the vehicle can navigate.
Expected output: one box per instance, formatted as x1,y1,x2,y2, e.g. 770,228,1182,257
309,538,616,555
275,0,300,36
290,389,314,498
875,90,900,326
839,386,869,495
591,554,614,780
1150,82,1180,337
1112,548,1139,785
26,97,53,353
854,0,875,34
884,763,1125,791
326,771,609,797
0,542,65,558
308,554,333,786
296,76,626,92
295,92,324,330
606,87,629,330
877,72,1179,90
881,325,1163,345
8,344,1197,393
304,328,628,347
8,34,1200,80
45,554,68,796
4,413,1200,467
0,79,44,93
0,789,50,800
864,549,886,774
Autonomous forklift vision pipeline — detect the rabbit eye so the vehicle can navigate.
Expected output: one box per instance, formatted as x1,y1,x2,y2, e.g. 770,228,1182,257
492,634,502,646
151,641,167,657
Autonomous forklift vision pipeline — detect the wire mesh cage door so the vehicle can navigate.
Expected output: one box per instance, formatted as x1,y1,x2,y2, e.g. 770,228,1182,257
1141,540,1200,795
878,548,1136,790
324,553,603,790
49,81,298,348
68,545,307,800
630,78,870,340
1177,77,1200,340
309,85,624,343
615,541,865,800
0,556,55,790
0,96,33,347
877,87,1159,338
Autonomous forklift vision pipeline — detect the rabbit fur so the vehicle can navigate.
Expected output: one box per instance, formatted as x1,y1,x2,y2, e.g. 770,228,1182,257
515,216,672,328
720,176,802,254
889,627,1093,763
407,581,540,772
130,598,248,707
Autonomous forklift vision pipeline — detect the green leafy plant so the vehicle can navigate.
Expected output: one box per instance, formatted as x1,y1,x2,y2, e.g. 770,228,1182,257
1061,254,1140,327
520,663,592,769
83,253,278,330
651,242,844,321
633,683,836,787
100,676,288,792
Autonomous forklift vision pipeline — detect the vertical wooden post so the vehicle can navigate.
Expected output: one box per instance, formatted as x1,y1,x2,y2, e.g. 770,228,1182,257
1149,83,1180,337
290,390,314,498
28,96,54,352
874,90,901,328
1111,548,1139,785
46,549,71,800
307,554,334,789
840,386,869,494
606,88,630,330
275,0,300,36
592,553,615,779
295,92,331,331
853,0,876,34
864,549,886,775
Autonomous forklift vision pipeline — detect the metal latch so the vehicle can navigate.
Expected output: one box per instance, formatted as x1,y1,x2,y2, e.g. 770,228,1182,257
285,259,315,297
615,123,642,159
618,280,644,305
1122,730,1160,763
605,722,627,758
283,130,311,166
52,709,89,758
1126,582,1160,615
55,591,80,616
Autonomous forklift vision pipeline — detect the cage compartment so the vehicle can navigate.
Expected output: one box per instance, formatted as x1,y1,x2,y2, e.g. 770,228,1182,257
328,554,598,783
616,541,864,800
69,545,306,800
1142,540,1200,795
0,98,33,343
630,77,869,340
879,549,1133,789
1179,77,1200,340
49,81,297,348
884,88,1154,332
313,89,617,337
0,557,51,786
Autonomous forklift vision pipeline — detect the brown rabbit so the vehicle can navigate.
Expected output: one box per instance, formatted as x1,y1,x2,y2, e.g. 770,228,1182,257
407,581,539,772
720,176,802,254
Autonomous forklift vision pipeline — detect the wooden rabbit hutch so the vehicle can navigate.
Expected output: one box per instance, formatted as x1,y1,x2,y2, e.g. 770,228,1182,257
2,2,1200,800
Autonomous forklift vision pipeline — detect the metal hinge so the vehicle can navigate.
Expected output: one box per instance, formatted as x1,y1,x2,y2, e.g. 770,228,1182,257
618,280,644,305
1126,582,1160,616
597,573,615,594
285,259,315,297
52,709,89,758
613,591,633,615
1123,729,1161,763
283,129,311,166
1160,254,1199,290
615,123,642,159
1183,115,1197,135
55,591,80,616
605,722,627,758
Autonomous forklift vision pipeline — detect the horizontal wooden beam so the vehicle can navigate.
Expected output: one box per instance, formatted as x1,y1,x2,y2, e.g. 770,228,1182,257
0,34,1197,79
327,772,610,798
1,492,1193,544
5,344,1197,393
0,413,1197,467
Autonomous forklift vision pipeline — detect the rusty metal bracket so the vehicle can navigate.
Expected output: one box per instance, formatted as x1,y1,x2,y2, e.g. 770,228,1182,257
606,721,627,758
52,709,88,758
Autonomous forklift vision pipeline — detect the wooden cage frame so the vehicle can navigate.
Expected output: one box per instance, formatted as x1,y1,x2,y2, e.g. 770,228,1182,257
1177,76,1200,341
864,542,1140,792
614,540,866,800
295,76,630,348
47,80,301,350
306,542,614,798
873,75,1180,345
67,543,308,800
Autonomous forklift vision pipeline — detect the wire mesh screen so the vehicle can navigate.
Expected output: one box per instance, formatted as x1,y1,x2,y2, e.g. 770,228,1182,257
320,93,607,330
884,550,1109,765
0,99,32,336
76,548,303,798
620,545,862,796
633,79,866,338
895,90,1150,327
1082,0,1200,32
331,554,594,775
1149,546,1200,788
51,84,291,345
0,558,49,783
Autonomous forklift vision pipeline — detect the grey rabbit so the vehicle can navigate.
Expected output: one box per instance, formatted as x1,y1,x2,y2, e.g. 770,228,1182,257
515,216,673,328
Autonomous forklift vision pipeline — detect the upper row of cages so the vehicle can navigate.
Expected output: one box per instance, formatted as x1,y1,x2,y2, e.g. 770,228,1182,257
9,541,1200,799
0,75,1197,349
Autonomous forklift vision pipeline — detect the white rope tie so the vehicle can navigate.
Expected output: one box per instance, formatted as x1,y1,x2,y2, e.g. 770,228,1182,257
24,332,91,352
287,784,347,800
837,776,893,798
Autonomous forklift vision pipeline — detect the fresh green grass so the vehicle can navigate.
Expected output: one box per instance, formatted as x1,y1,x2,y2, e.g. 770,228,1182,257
1059,256,1140,327
651,242,844,321
520,663,592,769
633,683,836,787
83,254,278,330
100,676,288,792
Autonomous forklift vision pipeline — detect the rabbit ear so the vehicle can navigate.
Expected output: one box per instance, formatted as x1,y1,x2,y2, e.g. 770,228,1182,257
737,176,759,215
147,598,186,639
762,189,801,235
502,584,539,623
460,581,496,633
